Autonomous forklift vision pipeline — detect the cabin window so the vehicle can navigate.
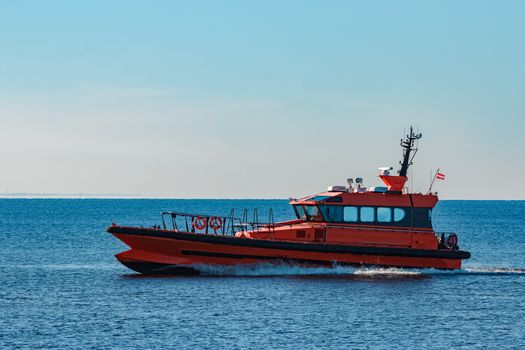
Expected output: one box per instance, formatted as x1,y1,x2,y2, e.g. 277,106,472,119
360,207,375,222
294,205,306,220
304,205,323,222
412,208,432,228
377,207,392,222
316,205,414,226
320,205,343,222
394,208,406,222
343,206,358,222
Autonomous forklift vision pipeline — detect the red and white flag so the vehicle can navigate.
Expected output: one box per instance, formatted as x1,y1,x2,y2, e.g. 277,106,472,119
436,172,445,180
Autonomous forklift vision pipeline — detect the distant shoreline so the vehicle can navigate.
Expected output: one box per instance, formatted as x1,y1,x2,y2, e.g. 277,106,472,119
0,193,143,199
0,194,283,199
0,194,523,201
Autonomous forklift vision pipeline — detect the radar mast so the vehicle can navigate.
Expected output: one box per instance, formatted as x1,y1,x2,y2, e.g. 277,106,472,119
399,126,422,177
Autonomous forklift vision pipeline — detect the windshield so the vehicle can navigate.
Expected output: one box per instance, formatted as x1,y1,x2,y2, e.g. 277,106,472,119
294,205,324,222
294,205,306,220
295,205,323,222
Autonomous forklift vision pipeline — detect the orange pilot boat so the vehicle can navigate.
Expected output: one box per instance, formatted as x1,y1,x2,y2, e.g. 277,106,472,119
108,127,470,274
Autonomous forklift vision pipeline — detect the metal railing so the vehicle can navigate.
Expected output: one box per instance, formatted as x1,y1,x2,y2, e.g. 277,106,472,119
160,208,277,237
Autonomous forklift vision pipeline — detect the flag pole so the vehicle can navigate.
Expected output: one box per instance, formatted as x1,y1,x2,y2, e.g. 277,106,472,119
427,168,440,194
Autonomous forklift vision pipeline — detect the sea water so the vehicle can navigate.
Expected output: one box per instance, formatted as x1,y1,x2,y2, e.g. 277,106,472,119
0,199,524,349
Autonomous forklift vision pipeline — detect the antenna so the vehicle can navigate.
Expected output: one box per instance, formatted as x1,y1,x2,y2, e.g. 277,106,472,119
399,126,422,177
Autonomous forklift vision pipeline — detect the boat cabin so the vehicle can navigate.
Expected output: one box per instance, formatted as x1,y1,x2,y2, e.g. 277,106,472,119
290,191,438,229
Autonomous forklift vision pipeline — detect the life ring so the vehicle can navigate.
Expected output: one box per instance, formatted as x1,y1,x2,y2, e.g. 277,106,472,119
192,216,207,231
447,234,458,249
209,216,223,231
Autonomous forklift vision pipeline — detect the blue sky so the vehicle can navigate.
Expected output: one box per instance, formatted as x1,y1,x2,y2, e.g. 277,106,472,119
1,1,524,198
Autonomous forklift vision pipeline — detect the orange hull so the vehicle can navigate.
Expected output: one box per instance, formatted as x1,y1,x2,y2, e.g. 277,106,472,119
109,226,469,274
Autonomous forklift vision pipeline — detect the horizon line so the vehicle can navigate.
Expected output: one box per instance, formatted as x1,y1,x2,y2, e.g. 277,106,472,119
0,193,524,201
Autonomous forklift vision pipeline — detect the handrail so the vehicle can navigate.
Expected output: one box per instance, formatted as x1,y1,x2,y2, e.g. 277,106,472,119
161,211,241,219
160,209,281,237
161,211,242,236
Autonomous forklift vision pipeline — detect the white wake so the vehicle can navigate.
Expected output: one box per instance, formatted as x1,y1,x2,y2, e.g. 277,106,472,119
192,263,423,277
